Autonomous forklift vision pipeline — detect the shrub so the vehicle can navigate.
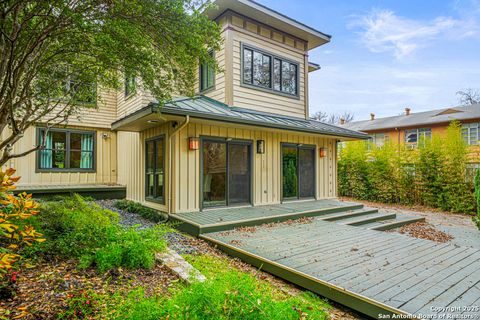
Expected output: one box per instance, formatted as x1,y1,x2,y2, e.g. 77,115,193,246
103,255,329,320
84,226,168,272
338,121,475,214
0,168,44,298
474,169,480,230
30,195,169,272
114,199,165,223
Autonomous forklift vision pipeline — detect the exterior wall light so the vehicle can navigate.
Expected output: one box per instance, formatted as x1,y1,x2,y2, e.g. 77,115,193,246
257,140,265,154
319,147,327,158
189,137,200,150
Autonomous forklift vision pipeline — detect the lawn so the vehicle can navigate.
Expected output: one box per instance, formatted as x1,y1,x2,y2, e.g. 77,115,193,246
0,195,338,319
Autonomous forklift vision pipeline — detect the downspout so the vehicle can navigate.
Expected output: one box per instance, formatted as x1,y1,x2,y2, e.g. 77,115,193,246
168,115,190,215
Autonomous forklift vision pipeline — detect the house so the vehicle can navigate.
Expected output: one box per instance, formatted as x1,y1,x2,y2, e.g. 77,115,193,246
9,0,366,214
343,105,480,171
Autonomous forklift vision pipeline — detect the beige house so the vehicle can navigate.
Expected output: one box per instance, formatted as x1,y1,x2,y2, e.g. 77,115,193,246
10,0,365,214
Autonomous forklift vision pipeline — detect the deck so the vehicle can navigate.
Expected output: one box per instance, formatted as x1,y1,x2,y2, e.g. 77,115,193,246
174,200,480,319
171,199,364,235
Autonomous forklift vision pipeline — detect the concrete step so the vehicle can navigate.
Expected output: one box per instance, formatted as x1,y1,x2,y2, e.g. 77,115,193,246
339,212,397,226
319,208,379,221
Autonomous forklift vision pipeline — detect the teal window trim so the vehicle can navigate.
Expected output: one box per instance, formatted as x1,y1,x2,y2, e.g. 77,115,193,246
36,127,96,173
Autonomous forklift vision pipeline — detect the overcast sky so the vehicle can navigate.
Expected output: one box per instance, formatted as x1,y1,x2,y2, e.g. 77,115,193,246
259,0,480,120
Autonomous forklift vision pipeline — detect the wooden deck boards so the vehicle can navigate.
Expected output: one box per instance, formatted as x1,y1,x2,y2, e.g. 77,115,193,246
174,199,360,226
202,217,480,319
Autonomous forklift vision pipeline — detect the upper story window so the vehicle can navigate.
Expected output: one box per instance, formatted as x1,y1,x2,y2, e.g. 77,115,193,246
37,128,95,172
242,45,299,97
462,123,479,145
405,128,431,146
367,133,388,149
125,73,136,97
200,51,215,92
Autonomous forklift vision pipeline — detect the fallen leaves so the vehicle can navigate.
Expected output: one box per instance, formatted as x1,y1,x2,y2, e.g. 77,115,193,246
391,222,454,243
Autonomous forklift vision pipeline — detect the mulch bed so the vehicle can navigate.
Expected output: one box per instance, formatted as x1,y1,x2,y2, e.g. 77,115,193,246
0,258,178,319
388,221,454,243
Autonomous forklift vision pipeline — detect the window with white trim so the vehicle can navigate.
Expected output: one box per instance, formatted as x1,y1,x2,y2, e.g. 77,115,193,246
462,123,479,145
405,128,431,146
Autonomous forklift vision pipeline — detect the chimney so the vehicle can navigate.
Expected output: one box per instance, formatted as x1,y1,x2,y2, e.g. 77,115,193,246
339,117,346,125
370,113,375,121
405,107,411,116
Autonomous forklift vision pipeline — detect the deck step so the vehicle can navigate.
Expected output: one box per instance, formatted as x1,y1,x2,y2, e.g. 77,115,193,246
319,208,379,221
368,216,425,231
340,212,397,226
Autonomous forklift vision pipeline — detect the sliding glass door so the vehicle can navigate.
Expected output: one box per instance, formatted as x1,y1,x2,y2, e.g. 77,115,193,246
282,144,315,200
202,139,251,208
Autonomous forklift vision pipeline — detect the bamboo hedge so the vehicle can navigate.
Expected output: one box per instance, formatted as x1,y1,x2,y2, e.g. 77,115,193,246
338,121,476,214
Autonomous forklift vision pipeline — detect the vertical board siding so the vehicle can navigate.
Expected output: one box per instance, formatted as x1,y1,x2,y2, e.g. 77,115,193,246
10,126,117,185
117,124,171,213
166,122,337,214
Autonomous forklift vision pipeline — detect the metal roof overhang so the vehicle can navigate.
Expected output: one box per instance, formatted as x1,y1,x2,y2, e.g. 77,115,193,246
111,102,368,140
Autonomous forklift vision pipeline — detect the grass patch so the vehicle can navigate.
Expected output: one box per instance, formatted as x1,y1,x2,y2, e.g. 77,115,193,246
25,194,170,272
114,199,165,223
59,255,330,319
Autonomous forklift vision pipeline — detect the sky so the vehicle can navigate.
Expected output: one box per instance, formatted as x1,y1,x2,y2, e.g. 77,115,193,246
258,0,480,120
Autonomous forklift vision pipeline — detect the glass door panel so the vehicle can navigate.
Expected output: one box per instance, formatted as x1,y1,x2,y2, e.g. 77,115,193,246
282,146,298,199
228,143,251,205
299,148,315,198
203,141,227,207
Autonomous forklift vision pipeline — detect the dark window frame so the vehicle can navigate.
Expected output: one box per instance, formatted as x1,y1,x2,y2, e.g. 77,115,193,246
199,50,215,92
145,135,165,204
35,127,96,173
241,43,300,98
199,136,253,211
124,73,136,98
280,142,317,202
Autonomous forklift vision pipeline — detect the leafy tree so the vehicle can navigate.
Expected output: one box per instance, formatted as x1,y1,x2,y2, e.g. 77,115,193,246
0,0,221,165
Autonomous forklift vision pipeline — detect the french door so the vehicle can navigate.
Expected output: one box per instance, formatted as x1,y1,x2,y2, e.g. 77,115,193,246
202,139,252,208
282,144,316,200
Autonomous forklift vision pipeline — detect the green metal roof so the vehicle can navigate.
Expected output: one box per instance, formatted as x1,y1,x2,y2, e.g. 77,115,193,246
112,96,367,139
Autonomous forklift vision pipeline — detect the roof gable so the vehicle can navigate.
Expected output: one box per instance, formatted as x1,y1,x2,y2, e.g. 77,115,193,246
434,108,463,116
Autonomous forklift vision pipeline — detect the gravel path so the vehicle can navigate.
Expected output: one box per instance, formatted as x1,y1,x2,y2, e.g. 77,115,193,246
95,199,197,254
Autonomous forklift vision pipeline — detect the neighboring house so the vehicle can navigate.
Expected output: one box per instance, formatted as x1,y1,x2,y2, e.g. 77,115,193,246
343,105,480,173
9,0,365,214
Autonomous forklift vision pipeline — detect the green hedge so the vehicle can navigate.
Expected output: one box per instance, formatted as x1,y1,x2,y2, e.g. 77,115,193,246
339,121,475,214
